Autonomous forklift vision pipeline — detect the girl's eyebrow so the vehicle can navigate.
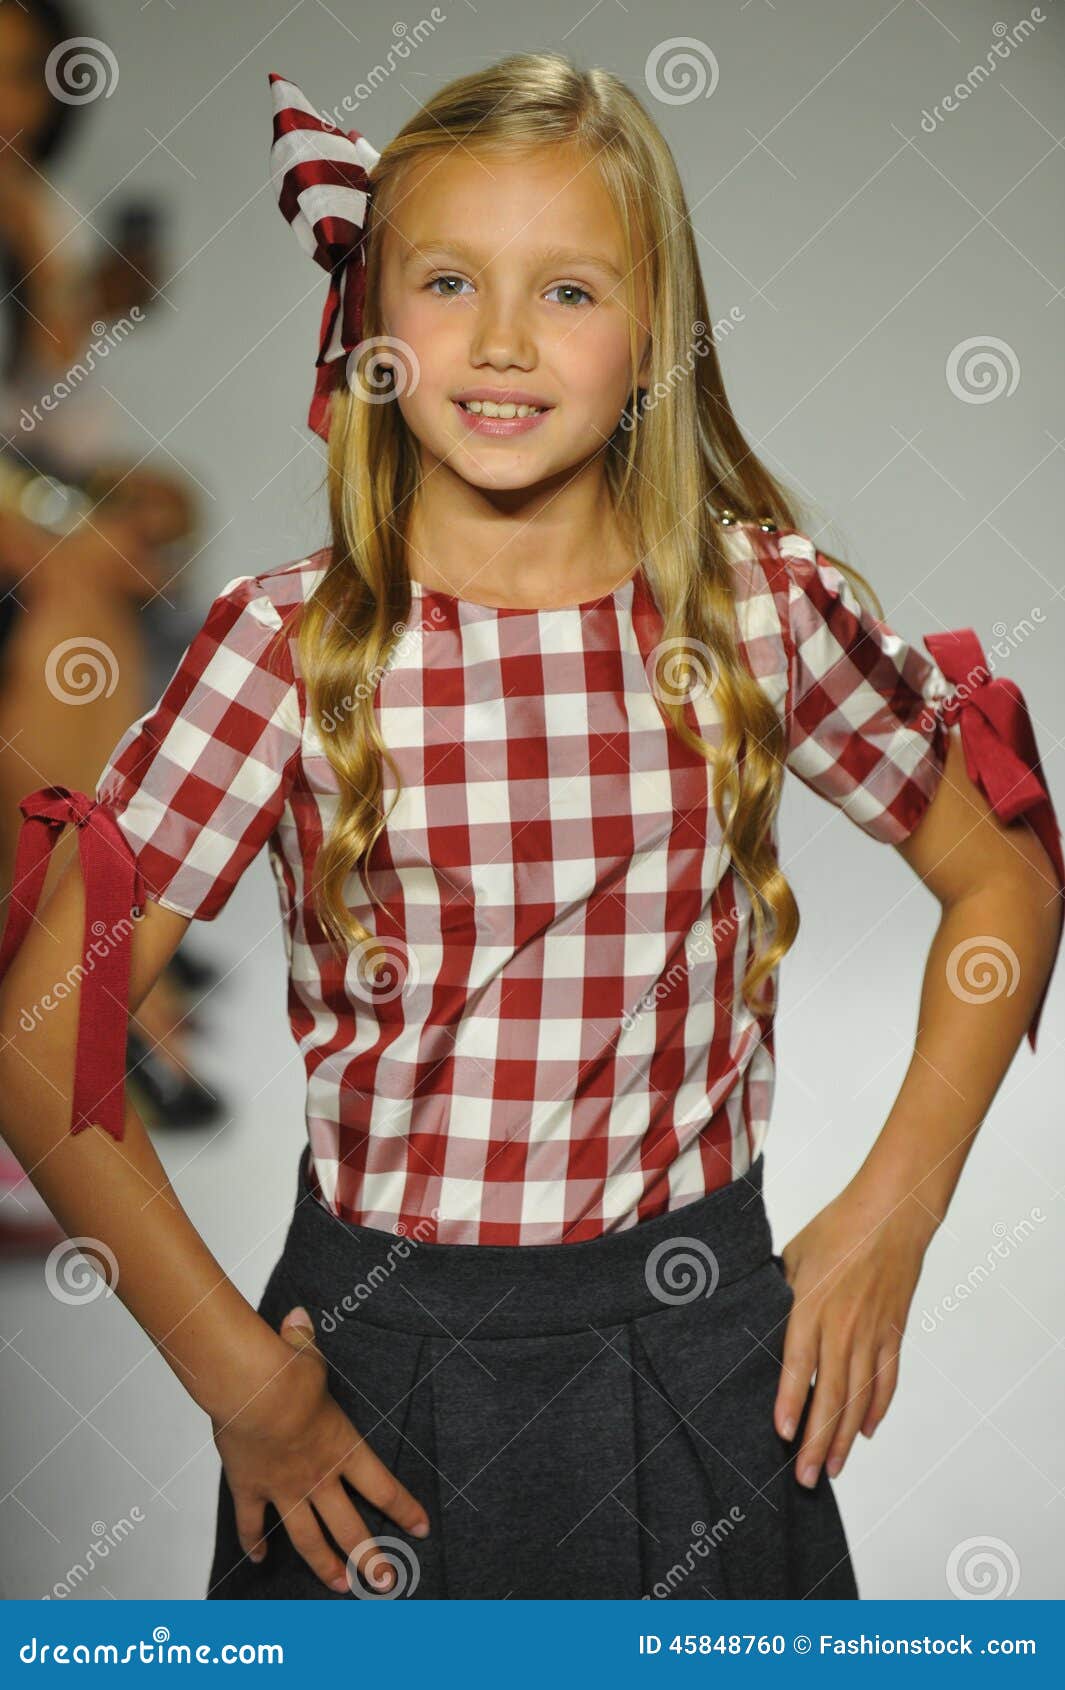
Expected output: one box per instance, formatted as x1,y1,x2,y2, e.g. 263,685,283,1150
402,238,625,284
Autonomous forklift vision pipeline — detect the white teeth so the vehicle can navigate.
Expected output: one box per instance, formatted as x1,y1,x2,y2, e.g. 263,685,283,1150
459,399,546,417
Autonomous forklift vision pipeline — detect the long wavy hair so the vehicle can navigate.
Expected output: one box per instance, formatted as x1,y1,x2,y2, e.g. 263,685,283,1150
272,50,884,1018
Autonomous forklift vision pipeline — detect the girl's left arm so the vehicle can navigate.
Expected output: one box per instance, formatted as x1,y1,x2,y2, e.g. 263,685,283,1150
774,723,1061,1488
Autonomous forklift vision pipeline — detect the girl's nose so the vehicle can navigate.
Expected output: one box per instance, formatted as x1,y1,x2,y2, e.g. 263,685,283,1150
468,304,537,368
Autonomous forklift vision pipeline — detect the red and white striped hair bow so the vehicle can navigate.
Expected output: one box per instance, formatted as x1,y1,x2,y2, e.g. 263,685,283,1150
268,72,381,441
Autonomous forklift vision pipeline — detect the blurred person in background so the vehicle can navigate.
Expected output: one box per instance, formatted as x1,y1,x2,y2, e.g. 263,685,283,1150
0,0,229,1249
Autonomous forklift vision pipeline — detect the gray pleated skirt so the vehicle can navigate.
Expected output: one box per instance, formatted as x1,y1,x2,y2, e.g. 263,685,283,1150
207,1145,859,1601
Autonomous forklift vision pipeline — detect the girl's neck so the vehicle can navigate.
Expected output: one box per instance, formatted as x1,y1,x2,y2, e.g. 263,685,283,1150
404,485,637,612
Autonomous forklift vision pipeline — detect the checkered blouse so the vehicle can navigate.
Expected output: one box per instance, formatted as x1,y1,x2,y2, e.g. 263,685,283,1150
3,523,1060,1243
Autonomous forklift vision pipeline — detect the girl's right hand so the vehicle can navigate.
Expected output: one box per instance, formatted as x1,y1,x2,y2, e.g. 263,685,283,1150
210,1306,431,1596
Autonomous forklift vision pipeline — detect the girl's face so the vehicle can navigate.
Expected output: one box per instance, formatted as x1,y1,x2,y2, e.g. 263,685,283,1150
376,142,652,492
0,5,52,158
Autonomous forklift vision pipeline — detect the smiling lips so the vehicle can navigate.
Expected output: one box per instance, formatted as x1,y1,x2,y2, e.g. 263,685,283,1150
452,395,553,436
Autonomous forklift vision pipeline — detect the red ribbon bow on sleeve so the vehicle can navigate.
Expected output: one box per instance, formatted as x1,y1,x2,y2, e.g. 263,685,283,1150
0,787,144,1141
268,71,381,443
923,628,1064,1051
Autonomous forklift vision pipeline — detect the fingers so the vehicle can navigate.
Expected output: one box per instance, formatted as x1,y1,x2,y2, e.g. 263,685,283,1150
282,1497,361,1595
823,1341,877,1477
278,1306,430,1536
793,1338,849,1488
279,1306,317,1346
861,1337,900,1438
794,1331,891,1487
343,1436,432,1540
774,1308,817,1444
234,1496,267,1565
260,1305,431,1593
311,1481,399,1595
230,1462,426,1595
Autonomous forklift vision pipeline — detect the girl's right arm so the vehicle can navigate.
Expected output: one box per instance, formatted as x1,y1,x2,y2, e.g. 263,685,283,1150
0,848,430,1594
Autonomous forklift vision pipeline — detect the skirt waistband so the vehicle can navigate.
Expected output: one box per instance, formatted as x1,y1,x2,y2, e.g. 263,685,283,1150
278,1145,777,1339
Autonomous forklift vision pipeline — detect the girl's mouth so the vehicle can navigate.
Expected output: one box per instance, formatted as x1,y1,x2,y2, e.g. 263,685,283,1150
452,399,552,436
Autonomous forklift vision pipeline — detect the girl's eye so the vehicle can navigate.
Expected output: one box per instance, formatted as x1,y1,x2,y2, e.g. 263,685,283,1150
427,274,472,299
545,283,595,308
424,276,595,307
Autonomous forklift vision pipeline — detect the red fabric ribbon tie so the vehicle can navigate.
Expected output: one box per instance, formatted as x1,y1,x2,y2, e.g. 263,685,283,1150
0,787,144,1140
923,628,1064,1051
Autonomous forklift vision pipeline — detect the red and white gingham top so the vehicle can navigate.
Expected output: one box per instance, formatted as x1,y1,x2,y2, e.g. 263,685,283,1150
3,523,1061,1242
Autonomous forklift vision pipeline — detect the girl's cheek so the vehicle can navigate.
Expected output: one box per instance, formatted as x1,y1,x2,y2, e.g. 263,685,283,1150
552,320,635,409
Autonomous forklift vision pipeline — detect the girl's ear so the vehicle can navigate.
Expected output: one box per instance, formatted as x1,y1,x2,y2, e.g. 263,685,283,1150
637,335,653,387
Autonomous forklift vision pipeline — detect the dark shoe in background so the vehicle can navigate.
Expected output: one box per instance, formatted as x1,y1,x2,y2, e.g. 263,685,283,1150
125,1026,227,1131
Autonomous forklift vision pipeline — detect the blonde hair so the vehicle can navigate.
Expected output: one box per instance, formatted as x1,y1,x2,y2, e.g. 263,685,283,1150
274,49,882,1017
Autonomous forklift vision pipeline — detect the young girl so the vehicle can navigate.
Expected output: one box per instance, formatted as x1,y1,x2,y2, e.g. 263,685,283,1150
0,51,1061,1603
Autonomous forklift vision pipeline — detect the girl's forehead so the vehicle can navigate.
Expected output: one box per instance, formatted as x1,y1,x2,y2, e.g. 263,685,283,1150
380,144,632,261
391,140,614,216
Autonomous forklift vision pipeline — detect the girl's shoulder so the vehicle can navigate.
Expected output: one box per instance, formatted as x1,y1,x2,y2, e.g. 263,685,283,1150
220,544,333,625
715,518,825,674
716,516,819,595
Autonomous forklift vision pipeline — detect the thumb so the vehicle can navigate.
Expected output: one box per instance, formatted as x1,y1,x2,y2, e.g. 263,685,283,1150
279,1305,318,1350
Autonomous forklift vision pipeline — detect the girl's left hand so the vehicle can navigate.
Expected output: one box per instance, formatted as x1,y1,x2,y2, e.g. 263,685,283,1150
772,1186,935,1488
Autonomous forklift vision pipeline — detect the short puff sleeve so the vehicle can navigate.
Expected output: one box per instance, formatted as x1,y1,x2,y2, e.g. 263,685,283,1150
781,539,951,845
774,530,1063,1051
94,573,302,921
0,574,302,1143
